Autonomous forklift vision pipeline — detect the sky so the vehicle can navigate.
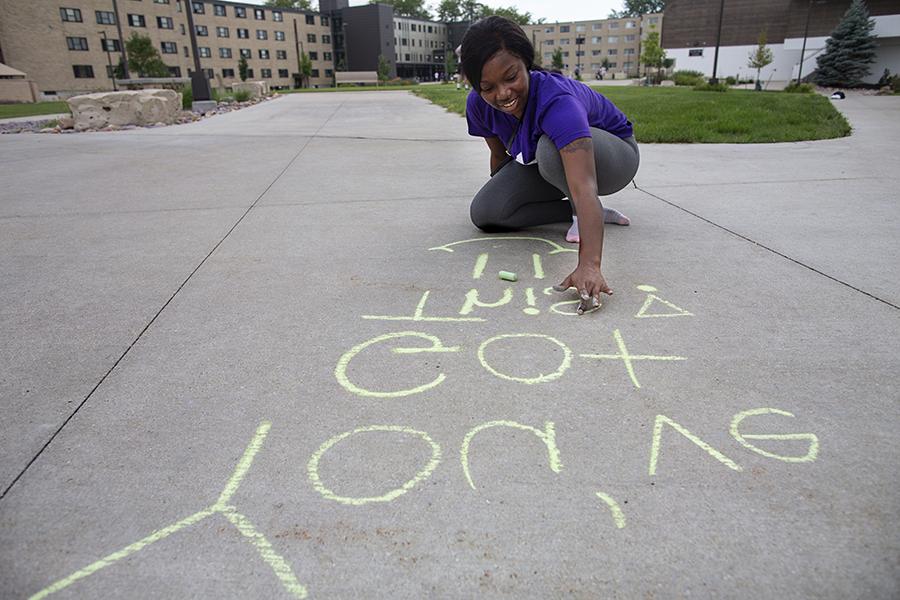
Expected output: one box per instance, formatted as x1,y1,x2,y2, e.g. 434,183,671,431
239,1,626,24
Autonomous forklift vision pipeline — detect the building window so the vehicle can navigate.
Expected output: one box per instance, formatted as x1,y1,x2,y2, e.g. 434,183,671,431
72,65,94,78
649,17,659,25
184,46,189,56
237,28,249,39
321,16,329,26
219,47,232,58
689,48,703,57
325,68,333,77
257,30,268,40
274,31,285,41
235,6,246,18
608,36,618,44
128,14,146,27
255,8,265,20
66,37,89,51
625,34,636,42
101,38,121,52
199,47,211,58
223,68,235,78
626,21,636,28
576,24,585,32
261,68,272,78
246,68,254,78
544,52,552,59
240,48,251,58
609,22,619,29
624,48,635,55
195,25,208,36
276,49,287,59
154,0,170,3
307,33,316,43
309,51,318,60
401,38,408,46
278,68,289,78
213,4,226,17
305,15,315,25
607,49,618,55
259,49,270,59
96,10,116,25
322,34,330,44
544,39,554,46
560,38,570,45
60,8,82,22
217,26,229,37
157,16,174,29
192,2,204,15
273,11,283,22
161,41,177,53
623,61,634,70
591,36,601,44
544,26,554,33
592,49,602,56
180,23,186,34
323,51,332,61
311,69,319,77
560,25,570,33
608,62,617,68
592,23,602,30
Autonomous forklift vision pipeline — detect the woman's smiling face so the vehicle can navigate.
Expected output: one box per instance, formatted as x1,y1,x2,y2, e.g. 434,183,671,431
478,49,529,120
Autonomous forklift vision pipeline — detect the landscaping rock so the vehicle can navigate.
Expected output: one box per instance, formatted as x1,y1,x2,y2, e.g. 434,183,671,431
67,89,181,131
58,116,75,130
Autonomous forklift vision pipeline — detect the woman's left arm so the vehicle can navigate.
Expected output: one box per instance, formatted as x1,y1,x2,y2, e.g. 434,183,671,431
557,136,612,311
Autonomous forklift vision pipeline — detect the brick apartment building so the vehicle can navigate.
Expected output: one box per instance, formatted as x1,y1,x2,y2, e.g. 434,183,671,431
0,0,334,97
523,14,663,79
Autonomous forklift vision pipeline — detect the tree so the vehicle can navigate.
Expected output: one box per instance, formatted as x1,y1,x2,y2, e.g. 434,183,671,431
640,27,666,83
478,5,532,25
551,47,564,72
437,0,463,22
238,55,249,81
125,33,169,78
609,0,665,18
265,0,313,8
370,0,431,19
814,0,877,87
377,54,391,84
747,29,773,90
298,51,312,88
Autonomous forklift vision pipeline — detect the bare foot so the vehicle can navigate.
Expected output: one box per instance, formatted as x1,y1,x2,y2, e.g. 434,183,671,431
566,209,631,243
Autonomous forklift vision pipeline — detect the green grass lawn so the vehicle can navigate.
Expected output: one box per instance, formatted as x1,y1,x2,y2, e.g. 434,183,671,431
411,85,852,143
0,101,70,120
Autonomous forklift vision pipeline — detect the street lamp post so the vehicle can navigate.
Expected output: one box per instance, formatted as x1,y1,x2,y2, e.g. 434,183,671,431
100,31,117,90
576,36,584,77
797,0,826,84
184,0,212,102
710,0,725,84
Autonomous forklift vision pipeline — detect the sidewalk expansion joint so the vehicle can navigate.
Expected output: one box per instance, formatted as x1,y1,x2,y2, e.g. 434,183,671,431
0,103,346,502
635,184,899,312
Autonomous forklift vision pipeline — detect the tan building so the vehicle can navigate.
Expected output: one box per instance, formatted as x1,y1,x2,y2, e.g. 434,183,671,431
523,13,663,79
0,0,334,99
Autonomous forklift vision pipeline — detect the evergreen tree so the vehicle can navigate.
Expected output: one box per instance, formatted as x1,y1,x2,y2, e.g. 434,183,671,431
609,0,665,19
551,47,564,72
747,29,773,90
238,55,249,81
299,52,312,87
265,0,313,8
377,54,391,83
125,33,169,78
814,0,877,87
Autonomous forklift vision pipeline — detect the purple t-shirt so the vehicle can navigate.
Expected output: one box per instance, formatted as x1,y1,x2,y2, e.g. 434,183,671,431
466,70,633,164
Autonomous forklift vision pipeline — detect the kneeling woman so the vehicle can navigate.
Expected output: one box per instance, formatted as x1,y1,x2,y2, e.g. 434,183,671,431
461,17,639,312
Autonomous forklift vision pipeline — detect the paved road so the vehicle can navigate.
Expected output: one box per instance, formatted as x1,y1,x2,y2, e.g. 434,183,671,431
1,91,898,599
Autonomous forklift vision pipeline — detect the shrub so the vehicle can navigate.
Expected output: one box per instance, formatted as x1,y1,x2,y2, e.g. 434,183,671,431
180,86,192,109
693,81,729,92
725,76,737,85
784,82,815,93
233,88,251,102
672,70,705,86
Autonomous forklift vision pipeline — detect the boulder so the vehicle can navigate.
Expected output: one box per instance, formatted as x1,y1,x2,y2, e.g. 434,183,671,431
58,116,75,129
231,81,266,98
67,89,181,131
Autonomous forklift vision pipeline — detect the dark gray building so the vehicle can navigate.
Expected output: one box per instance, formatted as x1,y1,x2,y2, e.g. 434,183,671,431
321,0,397,77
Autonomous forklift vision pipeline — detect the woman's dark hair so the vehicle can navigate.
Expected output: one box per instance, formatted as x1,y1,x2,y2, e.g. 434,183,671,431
460,16,536,92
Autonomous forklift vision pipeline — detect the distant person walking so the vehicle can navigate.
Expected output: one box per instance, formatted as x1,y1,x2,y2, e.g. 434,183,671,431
460,17,639,312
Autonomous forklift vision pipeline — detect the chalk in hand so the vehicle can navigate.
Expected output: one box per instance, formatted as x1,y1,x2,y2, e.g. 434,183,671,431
498,271,518,282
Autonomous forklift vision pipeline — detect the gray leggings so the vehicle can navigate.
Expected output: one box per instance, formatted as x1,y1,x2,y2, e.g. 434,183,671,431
470,128,639,231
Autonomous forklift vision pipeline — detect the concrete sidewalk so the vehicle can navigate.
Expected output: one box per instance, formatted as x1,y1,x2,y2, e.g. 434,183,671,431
1,91,898,599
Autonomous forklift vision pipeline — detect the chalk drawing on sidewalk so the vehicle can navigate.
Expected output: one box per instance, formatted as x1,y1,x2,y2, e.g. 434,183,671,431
460,421,562,490
730,408,820,463
429,236,577,256
648,415,742,476
307,425,442,505
635,285,694,319
29,422,307,600
595,492,627,529
580,329,687,388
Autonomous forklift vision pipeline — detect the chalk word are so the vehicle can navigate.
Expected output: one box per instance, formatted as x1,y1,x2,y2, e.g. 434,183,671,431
336,329,686,396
